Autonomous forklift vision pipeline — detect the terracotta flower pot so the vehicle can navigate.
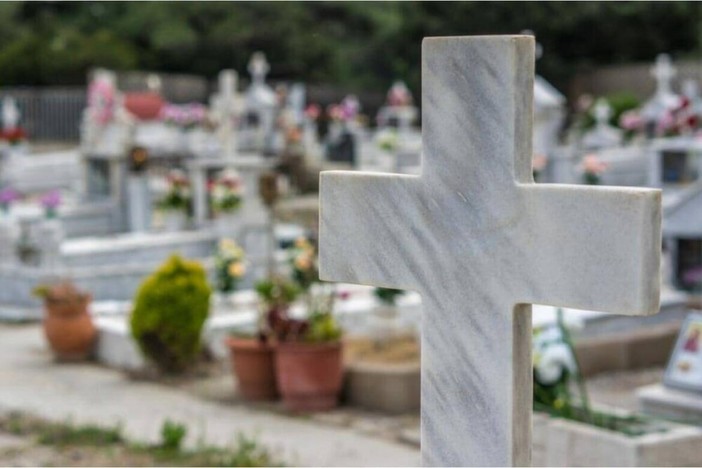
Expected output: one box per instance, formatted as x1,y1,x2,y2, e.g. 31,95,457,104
43,295,96,361
275,341,343,411
225,337,278,401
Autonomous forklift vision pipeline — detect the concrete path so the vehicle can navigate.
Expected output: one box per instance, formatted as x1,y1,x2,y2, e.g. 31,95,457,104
0,324,419,467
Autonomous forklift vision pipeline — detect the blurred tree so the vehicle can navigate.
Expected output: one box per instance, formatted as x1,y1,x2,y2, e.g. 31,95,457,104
0,1,699,97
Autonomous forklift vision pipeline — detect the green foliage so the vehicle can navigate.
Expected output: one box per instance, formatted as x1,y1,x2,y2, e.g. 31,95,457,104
255,277,300,309
580,92,641,131
0,411,284,466
373,287,405,305
130,255,211,374
160,419,187,451
305,311,342,343
37,421,123,446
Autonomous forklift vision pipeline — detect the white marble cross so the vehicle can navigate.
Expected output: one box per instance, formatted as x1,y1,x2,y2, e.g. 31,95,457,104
652,53,676,98
217,69,238,159
319,36,661,466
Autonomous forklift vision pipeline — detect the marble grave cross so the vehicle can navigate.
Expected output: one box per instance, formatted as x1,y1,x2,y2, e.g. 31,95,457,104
319,36,661,466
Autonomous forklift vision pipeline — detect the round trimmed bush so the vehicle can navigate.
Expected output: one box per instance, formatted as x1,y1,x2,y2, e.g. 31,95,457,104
130,255,211,373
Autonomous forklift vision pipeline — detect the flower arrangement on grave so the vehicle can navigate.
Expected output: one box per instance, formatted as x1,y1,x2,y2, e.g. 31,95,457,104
532,318,579,414
0,127,27,146
327,95,360,123
0,187,19,214
289,236,318,293
39,190,61,218
580,154,608,185
304,103,321,121
208,170,243,215
214,239,246,294
159,103,208,130
88,75,116,126
652,96,701,137
533,309,659,435
376,129,399,152
131,255,211,374
157,170,191,212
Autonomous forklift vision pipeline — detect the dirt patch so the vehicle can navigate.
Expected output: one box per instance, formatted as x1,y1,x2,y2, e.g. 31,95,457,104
344,335,420,365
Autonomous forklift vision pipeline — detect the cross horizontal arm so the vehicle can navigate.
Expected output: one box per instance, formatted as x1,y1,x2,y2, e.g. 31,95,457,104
520,184,661,315
319,171,423,290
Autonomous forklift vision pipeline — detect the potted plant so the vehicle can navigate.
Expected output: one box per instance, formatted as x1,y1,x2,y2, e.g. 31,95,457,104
274,237,345,411
157,170,190,231
225,275,300,401
33,281,96,360
130,255,211,374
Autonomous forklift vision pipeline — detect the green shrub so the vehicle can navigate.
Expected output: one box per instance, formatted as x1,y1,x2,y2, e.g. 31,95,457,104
130,255,211,373
160,419,187,451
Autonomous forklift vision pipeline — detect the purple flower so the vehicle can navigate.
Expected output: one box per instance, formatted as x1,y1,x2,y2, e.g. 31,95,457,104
683,266,702,286
340,95,360,121
0,188,19,205
40,190,61,210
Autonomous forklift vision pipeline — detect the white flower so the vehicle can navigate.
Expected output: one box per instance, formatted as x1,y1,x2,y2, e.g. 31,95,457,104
535,342,577,385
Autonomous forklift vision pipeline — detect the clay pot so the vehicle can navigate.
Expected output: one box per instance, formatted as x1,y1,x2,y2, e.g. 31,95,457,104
225,337,278,401
275,341,343,411
43,295,96,361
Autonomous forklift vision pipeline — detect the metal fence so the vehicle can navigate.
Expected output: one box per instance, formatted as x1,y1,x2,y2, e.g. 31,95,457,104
0,87,86,143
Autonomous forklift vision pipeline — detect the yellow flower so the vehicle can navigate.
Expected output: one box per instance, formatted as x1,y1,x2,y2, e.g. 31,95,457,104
294,255,312,271
294,237,310,249
228,262,245,277
219,238,236,251
554,399,564,410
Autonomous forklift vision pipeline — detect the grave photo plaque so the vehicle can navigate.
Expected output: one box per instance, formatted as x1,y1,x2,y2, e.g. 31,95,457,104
664,313,702,393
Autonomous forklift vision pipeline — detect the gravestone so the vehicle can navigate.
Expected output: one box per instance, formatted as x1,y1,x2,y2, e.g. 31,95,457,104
2,97,20,131
242,52,276,153
641,54,681,136
215,69,239,160
319,36,662,466
581,98,622,150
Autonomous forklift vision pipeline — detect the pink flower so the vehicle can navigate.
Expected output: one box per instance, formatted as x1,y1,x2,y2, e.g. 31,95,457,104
656,111,675,134
581,154,608,175
337,290,350,301
619,110,643,131
304,104,321,120
532,153,548,172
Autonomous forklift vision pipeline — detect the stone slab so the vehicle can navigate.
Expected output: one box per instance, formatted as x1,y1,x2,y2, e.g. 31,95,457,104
545,416,702,467
638,383,702,425
344,361,420,414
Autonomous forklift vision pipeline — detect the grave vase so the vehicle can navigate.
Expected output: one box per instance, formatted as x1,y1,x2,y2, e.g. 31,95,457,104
43,293,96,361
275,341,343,411
225,337,278,401
214,211,241,238
0,215,20,266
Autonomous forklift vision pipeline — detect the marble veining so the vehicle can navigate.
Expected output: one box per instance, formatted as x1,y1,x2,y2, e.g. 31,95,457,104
319,36,661,466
